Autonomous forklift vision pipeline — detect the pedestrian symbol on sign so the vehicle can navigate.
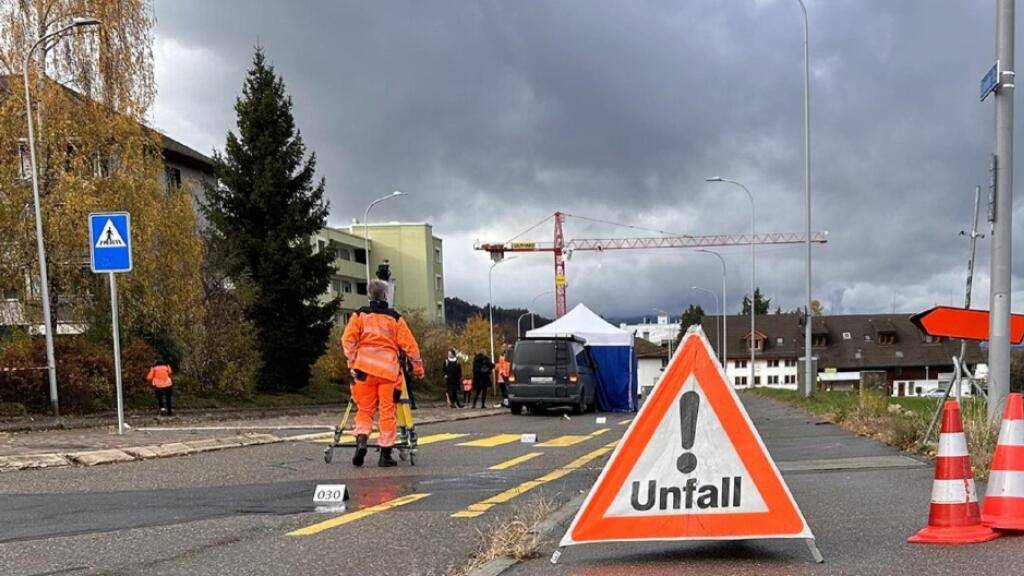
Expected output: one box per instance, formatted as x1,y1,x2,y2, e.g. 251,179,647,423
95,219,127,248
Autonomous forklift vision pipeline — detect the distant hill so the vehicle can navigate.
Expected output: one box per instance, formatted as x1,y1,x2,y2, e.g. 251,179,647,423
444,297,552,340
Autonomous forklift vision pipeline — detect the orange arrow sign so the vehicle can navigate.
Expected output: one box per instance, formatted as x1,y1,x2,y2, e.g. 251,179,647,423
910,306,1024,344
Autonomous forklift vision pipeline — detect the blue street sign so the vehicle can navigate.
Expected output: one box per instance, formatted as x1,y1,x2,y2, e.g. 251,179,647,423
89,212,132,273
981,60,1000,102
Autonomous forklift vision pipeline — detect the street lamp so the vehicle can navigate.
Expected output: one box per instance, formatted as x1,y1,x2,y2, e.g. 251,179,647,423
488,256,517,364
530,290,553,330
23,15,102,417
361,191,406,284
691,287,721,366
696,249,727,368
796,0,813,398
706,176,755,388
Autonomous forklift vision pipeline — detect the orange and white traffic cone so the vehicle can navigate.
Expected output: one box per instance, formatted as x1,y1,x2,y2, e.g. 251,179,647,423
982,392,1024,530
908,400,1000,544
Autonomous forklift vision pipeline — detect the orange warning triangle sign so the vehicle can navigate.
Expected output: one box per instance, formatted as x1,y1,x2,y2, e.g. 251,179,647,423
560,327,813,546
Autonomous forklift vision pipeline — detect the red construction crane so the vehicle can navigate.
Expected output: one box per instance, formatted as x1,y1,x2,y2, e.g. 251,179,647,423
475,211,828,317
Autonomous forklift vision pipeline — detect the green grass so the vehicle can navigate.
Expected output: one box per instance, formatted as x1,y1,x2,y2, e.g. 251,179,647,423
749,387,998,479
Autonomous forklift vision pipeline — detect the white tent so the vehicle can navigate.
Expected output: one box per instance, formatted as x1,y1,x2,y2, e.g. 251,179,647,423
525,303,632,346
526,303,638,412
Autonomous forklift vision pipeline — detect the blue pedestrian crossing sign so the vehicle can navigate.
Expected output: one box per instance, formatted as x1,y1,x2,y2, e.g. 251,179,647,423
89,212,132,273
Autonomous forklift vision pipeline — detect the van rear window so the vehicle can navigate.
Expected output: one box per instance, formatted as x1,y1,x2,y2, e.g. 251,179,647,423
514,341,560,365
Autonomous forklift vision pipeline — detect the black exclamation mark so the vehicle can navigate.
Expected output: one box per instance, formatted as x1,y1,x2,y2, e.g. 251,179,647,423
676,391,700,474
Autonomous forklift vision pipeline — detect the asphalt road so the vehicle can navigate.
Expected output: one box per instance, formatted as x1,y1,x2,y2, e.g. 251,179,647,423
0,407,626,576
511,395,1023,576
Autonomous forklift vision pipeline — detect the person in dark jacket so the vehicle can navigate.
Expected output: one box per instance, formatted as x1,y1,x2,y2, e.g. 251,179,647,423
471,351,495,409
443,349,463,408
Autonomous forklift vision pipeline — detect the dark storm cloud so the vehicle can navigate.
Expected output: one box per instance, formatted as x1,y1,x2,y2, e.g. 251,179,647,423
152,0,1022,318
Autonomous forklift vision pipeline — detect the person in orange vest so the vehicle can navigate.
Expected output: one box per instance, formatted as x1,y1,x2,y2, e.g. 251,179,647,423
496,353,512,408
342,280,425,467
146,358,174,416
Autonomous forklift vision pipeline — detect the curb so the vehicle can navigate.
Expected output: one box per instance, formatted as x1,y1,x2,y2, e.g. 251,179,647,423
0,409,503,473
466,491,587,576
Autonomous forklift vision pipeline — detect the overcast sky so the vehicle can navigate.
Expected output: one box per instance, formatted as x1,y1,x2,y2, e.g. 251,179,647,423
151,0,1022,320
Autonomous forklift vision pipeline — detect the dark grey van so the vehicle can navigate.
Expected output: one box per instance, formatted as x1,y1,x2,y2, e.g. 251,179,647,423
508,336,597,415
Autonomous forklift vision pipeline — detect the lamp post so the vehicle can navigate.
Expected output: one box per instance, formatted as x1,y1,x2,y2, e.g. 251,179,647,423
362,191,406,283
691,287,721,366
706,177,755,387
530,290,553,330
488,256,517,363
696,249,727,368
796,0,813,398
23,16,102,417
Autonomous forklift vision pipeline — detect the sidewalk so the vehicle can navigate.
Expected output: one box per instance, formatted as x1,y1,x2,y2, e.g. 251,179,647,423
0,403,503,472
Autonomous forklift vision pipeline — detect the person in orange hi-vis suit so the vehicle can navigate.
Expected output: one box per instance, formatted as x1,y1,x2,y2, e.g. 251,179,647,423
146,358,174,416
342,280,425,467
496,353,512,408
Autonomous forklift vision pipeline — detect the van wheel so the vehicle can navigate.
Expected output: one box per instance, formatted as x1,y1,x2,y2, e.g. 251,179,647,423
510,403,523,415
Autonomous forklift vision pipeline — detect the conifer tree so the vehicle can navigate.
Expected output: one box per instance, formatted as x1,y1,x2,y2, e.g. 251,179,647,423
203,48,338,392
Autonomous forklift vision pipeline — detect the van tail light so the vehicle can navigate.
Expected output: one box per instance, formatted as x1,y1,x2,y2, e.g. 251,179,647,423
509,374,516,383
568,372,579,384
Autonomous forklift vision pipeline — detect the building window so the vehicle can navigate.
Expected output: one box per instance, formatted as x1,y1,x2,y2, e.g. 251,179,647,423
842,331,852,340
337,248,351,261
356,282,367,295
317,239,326,254
342,280,353,294
735,360,747,369
735,376,747,386
17,139,31,180
642,331,650,340
813,335,828,347
895,350,904,358
749,337,764,351
865,334,872,342
661,358,669,369
776,337,784,345
768,375,779,385
879,333,896,345
435,246,442,264
754,376,761,385
354,248,367,265
784,359,797,367
437,302,443,316
435,274,442,291
785,375,796,384
332,279,342,294
767,360,779,368
165,166,182,192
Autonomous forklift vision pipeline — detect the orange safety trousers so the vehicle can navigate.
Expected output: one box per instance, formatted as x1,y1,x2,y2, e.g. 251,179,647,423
352,373,399,447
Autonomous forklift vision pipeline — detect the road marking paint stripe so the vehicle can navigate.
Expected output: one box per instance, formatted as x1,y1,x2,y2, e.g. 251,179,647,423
287,493,430,536
452,441,617,518
458,434,522,447
536,428,609,447
618,418,632,426
490,452,544,470
418,433,470,445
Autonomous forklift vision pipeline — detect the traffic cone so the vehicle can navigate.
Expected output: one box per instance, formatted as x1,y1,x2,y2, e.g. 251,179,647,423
982,393,1024,530
908,400,1000,544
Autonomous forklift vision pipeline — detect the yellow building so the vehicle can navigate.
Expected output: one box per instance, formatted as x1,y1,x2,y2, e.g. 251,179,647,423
314,223,445,324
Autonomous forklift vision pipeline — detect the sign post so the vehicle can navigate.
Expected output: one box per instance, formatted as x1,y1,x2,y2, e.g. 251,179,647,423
89,213,132,435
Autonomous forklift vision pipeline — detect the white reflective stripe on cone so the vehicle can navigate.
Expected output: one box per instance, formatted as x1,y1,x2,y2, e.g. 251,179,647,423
937,432,969,458
987,471,1024,499
998,419,1024,446
931,478,978,504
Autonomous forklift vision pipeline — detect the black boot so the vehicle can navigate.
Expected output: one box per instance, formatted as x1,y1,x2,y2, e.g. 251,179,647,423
378,446,397,468
352,434,368,467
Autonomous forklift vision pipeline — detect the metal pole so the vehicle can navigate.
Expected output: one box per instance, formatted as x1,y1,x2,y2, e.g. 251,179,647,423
798,0,814,398
692,286,719,361
697,249,727,367
489,261,497,363
109,273,124,435
989,0,1015,420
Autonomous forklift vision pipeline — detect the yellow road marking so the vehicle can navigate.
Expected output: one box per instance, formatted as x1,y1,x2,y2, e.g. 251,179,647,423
418,433,470,445
536,428,609,447
618,418,633,425
489,452,544,470
452,442,617,518
458,434,522,448
287,493,430,536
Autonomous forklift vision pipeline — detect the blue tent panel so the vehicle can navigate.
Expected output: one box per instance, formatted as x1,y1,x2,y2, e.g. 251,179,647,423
589,345,638,412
